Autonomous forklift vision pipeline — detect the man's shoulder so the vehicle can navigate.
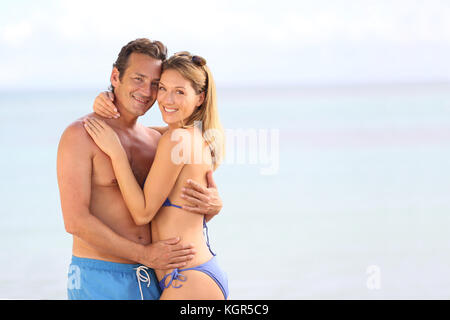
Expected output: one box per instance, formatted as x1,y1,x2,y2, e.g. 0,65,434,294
59,113,96,149
140,125,162,142
143,125,162,135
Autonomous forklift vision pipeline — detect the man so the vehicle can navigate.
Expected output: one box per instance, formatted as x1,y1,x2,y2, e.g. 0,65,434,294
57,38,223,300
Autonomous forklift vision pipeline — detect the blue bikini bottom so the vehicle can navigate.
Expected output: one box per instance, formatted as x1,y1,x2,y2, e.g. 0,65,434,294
159,256,229,299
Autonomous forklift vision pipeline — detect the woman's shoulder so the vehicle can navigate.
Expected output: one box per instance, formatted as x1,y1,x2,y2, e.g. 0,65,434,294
161,127,203,143
159,127,212,165
157,127,193,152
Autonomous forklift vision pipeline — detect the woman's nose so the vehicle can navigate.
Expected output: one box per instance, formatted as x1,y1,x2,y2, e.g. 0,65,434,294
162,92,174,104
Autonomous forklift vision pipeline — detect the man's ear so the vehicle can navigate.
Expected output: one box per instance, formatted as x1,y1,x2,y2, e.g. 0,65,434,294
196,92,205,107
110,67,121,88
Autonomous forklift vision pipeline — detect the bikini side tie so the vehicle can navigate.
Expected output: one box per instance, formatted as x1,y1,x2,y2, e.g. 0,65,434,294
160,268,188,289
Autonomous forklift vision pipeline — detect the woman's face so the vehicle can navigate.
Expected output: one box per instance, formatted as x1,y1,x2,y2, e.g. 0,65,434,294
157,69,204,127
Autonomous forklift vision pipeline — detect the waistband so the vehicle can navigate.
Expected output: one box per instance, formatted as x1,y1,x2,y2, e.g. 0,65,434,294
71,255,145,273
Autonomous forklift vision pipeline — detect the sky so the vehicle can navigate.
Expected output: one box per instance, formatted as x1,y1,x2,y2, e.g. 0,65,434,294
0,0,449,90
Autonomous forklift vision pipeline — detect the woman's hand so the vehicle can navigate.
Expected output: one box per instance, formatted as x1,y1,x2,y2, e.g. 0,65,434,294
93,91,120,119
83,117,124,158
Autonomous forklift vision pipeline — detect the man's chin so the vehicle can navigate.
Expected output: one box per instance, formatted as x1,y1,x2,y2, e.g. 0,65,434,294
140,106,152,115
133,104,152,116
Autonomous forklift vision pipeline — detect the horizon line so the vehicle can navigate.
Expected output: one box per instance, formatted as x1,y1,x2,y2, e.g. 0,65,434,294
0,80,449,93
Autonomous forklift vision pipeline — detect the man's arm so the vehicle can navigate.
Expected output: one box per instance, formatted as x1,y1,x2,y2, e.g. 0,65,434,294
57,121,194,269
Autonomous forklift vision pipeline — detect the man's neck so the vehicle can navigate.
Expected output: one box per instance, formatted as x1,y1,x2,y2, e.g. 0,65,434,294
112,101,139,130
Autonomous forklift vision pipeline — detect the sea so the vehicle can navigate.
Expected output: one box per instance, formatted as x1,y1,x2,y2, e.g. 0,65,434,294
0,83,449,299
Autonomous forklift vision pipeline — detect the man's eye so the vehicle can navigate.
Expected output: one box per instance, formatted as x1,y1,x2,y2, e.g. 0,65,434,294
134,77,143,82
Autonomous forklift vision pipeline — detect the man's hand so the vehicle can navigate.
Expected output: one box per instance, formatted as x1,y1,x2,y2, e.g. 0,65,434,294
140,237,196,270
180,170,223,218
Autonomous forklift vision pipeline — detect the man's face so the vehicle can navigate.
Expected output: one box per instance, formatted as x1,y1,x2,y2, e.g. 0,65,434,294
111,53,162,117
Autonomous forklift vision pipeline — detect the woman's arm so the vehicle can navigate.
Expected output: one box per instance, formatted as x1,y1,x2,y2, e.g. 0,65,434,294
92,91,121,119
92,91,169,135
91,91,170,135
83,118,184,225
111,132,184,225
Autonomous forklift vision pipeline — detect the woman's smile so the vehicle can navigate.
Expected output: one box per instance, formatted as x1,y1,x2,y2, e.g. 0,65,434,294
162,106,178,113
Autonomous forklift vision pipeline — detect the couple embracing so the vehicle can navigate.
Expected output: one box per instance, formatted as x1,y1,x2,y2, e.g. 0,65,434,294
57,38,228,300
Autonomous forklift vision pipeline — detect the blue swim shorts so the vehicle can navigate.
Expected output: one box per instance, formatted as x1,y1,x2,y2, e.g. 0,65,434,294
67,255,161,300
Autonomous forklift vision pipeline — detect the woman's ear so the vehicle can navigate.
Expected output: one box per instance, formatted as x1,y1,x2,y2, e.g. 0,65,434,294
110,67,121,88
196,92,205,107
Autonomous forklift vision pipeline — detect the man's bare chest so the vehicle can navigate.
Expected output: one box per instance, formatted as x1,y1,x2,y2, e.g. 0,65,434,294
91,138,157,188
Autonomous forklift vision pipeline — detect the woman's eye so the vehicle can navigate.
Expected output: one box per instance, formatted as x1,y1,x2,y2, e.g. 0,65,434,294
134,77,143,82
158,86,166,91
176,90,184,95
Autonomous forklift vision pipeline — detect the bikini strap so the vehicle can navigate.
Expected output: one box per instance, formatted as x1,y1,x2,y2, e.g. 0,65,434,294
162,198,182,209
203,216,216,256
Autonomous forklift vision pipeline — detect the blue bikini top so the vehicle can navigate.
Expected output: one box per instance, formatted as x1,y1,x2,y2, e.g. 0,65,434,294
162,198,216,256
162,198,182,209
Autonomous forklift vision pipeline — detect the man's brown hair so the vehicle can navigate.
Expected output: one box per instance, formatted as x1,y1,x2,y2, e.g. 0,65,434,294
110,38,167,91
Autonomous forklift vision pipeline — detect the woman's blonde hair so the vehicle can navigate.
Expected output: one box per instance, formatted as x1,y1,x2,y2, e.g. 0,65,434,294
162,52,225,170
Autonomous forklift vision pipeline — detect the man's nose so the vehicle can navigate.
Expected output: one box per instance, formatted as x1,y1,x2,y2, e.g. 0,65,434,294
140,83,154,98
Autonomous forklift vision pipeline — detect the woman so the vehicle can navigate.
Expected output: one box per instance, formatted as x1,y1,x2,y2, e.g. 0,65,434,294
83,52,228,300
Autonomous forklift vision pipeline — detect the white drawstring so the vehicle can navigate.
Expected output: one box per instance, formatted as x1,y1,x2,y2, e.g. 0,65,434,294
134,265,151,300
